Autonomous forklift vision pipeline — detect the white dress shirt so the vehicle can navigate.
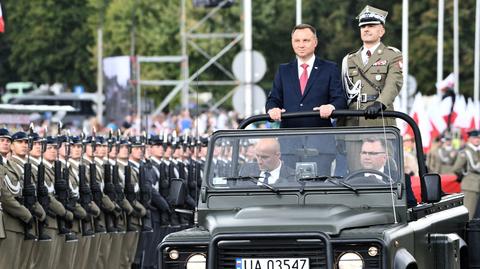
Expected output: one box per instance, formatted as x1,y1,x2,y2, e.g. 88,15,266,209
361,42,381,65
260,163,282,184
297,55,316,79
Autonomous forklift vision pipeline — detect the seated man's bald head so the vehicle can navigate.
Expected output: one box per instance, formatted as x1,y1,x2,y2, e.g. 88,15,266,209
254,138,281,172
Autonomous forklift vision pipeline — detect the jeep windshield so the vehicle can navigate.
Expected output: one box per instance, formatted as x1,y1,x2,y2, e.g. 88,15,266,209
207,128,403,191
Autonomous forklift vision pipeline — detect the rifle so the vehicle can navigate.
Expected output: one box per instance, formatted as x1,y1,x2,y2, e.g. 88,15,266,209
139,132,153,232
19,124,46,240
88,130,106,233
53,124,78,242
112,130,127,232
35,128,53,241
78,133,95,236
103,130,119,232
123,139,137,232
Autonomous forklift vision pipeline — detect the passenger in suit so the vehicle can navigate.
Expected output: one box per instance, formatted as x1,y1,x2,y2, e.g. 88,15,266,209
265,24,346,175
239,138,295,186
350,137,417,207
266,23,346,128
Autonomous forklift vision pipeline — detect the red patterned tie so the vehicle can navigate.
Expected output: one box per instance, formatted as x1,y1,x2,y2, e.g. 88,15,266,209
300,63,309,95
365,50,371,65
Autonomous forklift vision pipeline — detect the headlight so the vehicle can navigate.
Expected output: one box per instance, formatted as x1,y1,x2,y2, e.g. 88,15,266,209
186,253,207,269
337,252,364,269
169,249,179,260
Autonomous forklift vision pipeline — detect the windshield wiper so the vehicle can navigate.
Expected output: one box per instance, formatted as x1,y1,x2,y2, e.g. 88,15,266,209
223,176,279,193
298,175,343,181
298,175,357,194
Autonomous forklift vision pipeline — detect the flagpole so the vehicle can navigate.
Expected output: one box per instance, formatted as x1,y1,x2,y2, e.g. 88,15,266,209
437,0,445,96
453,0,460,95
475,0,480,101
402,0,409,113
296,0,302,25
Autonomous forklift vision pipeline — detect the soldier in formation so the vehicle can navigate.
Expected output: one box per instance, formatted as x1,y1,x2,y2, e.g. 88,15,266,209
0,125,207,269
428,133,459,174
451,130,480,220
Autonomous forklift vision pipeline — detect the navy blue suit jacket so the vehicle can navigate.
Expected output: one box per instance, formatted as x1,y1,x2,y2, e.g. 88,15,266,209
266,57,346,128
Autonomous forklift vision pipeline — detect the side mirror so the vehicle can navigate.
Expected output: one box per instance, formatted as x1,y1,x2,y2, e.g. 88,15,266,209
169,178,186,206
421,173,442,203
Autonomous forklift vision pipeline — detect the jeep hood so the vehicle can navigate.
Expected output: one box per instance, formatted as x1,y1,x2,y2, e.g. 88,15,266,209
204,204,395,236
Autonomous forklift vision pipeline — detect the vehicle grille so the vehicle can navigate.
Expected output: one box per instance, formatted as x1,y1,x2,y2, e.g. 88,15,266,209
216,238,328,268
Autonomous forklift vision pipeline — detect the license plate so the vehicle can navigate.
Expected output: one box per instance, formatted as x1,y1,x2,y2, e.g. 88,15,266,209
236,258,310,269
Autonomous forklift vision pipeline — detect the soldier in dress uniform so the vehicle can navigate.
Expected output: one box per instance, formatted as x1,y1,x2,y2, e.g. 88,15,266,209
451,130,480,219
0,128,25,269
0,127,11,244
340,5,403,171
44,134,80,269
3,131,47,269
341,5,403,127
139,135,171,269
177,135,196,227
68,135,99,269
106,135,133,269
116,137,141,269
94,135,121,269
163,133,182,231
30,134,77,268
429,133,458,174
128,135,149,269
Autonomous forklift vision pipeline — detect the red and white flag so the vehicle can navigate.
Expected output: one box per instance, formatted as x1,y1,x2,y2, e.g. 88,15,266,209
0,3,4,33
405,93,432,152
427,95,451,140
474,99,480,130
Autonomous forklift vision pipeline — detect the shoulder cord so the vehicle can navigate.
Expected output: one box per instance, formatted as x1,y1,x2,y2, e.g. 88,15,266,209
341,55,362,108
464,150,480,173
438,148,455,164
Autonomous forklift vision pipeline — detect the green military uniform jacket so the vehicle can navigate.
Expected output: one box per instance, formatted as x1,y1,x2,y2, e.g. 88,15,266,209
342,42,403,126
65,159,89,234
42,160,70,228
452,143,480,192
125,159,147,225
69,159,99,218
2,158,34,233
430,146,458,174
0,165,8,238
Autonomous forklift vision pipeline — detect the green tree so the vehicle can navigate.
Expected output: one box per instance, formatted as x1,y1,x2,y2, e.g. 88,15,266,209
0,0,94,89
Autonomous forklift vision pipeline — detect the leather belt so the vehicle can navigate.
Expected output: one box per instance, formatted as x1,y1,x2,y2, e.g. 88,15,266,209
353,93,379,103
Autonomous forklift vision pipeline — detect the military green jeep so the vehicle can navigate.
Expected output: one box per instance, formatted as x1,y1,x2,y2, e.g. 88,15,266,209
159,111,476,269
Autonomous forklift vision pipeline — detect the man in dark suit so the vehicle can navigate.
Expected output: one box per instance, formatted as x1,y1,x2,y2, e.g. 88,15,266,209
266,24,346,128
351,137,417,207
238,138,295,186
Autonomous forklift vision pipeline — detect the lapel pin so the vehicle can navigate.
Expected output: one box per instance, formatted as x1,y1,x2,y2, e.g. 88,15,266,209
314,66,318,70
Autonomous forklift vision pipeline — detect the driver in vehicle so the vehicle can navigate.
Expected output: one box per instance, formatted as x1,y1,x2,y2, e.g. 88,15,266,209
358,137,417,207
359,138,396,180
239,138,295,185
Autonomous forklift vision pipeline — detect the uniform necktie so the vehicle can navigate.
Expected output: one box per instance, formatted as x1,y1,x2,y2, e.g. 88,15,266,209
300,63,309,95
364,50,371,65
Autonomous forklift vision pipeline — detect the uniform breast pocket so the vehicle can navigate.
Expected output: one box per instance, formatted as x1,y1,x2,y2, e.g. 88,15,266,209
371,66,388,82
348,68,359,78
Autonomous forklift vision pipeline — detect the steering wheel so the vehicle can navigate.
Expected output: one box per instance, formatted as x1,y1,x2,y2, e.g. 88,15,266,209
344,169,392,184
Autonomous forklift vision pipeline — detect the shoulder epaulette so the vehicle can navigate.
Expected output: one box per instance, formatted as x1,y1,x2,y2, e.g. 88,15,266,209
387,46,401,53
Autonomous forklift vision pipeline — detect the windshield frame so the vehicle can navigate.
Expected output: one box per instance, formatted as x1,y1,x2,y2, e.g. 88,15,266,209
204,126,404,192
